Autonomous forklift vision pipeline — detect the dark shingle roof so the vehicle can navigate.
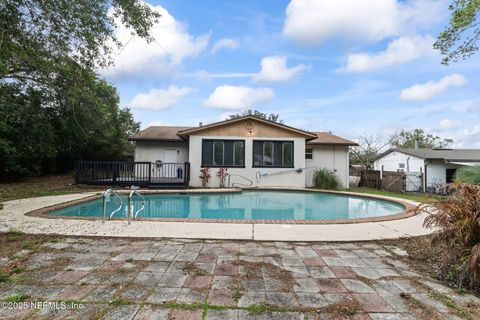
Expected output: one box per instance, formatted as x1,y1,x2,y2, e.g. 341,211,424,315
129,120,356,146
307,132,358,146
128,126,191,141
384,148,480,161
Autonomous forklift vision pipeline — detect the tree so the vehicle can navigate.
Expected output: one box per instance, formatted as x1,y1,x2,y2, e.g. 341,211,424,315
0,0,160,86
350,134,389,169
0,64,140,179
0,0,156,180
389,129,453,149
434,0,480,64
228,109,283,123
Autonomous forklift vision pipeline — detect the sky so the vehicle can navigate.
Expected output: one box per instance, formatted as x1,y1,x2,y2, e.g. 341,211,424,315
99,0,480,148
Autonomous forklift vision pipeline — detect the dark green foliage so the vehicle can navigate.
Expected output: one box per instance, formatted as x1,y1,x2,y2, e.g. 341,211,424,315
0,73,139,179
0,0,156,180
435,0,480,64
229,109,283,123
389,129,453,149
0,0,160,83
455,165,480,185
312,168,341,190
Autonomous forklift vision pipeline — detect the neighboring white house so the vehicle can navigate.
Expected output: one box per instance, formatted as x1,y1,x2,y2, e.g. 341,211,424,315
374,148,480,191
129,116,357,188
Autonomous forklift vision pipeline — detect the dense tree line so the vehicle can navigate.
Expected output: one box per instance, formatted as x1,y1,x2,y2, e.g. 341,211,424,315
0,0,159,180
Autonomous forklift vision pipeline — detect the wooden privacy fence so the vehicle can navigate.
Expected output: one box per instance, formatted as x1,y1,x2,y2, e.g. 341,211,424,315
381,172,404,192
360,170,381,189
359,170,423,192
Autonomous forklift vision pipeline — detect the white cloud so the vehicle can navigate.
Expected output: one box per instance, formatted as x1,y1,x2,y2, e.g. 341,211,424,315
253,56,306,83
400,74,467,101
452,126,480,148
101,5,209,80
211,38,239,54
439,118,463,130
181,70,256,81
204,85,275,110
283,0,445,45
341,35,434,72
129,86,193,110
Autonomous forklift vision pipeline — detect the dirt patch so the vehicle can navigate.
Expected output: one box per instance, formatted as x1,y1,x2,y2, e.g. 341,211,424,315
373,236,467,291
400,292,443,320
234,259,296,292
182,262,209,277
317,299,362,318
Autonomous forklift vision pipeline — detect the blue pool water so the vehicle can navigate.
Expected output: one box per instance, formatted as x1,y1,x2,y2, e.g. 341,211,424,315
49,191,405,221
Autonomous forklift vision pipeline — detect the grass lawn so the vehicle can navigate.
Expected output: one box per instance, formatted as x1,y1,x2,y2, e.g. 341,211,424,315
348,187,439,203
0,174,102,202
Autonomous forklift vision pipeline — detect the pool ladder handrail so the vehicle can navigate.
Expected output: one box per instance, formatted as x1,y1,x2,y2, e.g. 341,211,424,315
128,190,145,224
226,173,253,188
102,189,123,223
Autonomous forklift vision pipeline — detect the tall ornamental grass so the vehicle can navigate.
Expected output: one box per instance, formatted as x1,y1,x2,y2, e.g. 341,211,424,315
417,183,480,290
312,168,341,190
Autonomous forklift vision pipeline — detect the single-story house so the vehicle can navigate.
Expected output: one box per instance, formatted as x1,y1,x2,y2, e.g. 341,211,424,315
129,115,357,188
373,148,480,191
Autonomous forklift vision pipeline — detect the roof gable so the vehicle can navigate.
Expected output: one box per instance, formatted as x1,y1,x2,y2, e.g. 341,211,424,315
177,116,317,139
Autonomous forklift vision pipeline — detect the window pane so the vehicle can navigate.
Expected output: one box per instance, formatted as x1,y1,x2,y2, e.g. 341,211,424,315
224,141,234,166
283,142,293,166
233,141,244,166
253,141,263,166
305,148,313,160
213,141,224,165
202,140,213,166
263,142,273,165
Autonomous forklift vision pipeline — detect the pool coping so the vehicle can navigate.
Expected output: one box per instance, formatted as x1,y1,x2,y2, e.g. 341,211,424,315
25,187,418,225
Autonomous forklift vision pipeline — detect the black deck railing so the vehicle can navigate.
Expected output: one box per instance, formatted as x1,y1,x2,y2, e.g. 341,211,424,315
75,161,190,188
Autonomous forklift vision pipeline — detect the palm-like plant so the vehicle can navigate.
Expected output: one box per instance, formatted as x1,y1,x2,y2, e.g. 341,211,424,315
199,167,211,188
418,183,480,289
455,165,480,185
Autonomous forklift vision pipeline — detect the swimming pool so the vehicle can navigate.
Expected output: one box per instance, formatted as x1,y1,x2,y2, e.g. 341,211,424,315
47,190,407,222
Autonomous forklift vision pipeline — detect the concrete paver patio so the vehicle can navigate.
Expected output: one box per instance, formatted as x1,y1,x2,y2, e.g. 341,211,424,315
1,237,479,319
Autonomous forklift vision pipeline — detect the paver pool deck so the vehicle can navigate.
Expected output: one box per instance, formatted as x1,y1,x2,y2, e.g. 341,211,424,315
1,236,479,320
0,192,433,241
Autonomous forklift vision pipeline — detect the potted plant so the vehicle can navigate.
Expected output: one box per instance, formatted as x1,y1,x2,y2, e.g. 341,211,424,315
199,167,211,188
216,167,228,188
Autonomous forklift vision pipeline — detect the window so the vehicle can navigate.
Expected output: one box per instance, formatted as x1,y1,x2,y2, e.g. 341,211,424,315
399,163,405,168
233,141,244,166
283,143,293,166
263,142,273,165
305,148,313,160
253,141,294,167
202,140,245,167
213,141,224,166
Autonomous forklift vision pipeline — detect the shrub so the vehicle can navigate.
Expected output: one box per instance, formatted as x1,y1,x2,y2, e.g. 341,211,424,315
312,168,341,190
455,165,480,185
417,183,480,290
199,167,211,188
216,168,228,188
